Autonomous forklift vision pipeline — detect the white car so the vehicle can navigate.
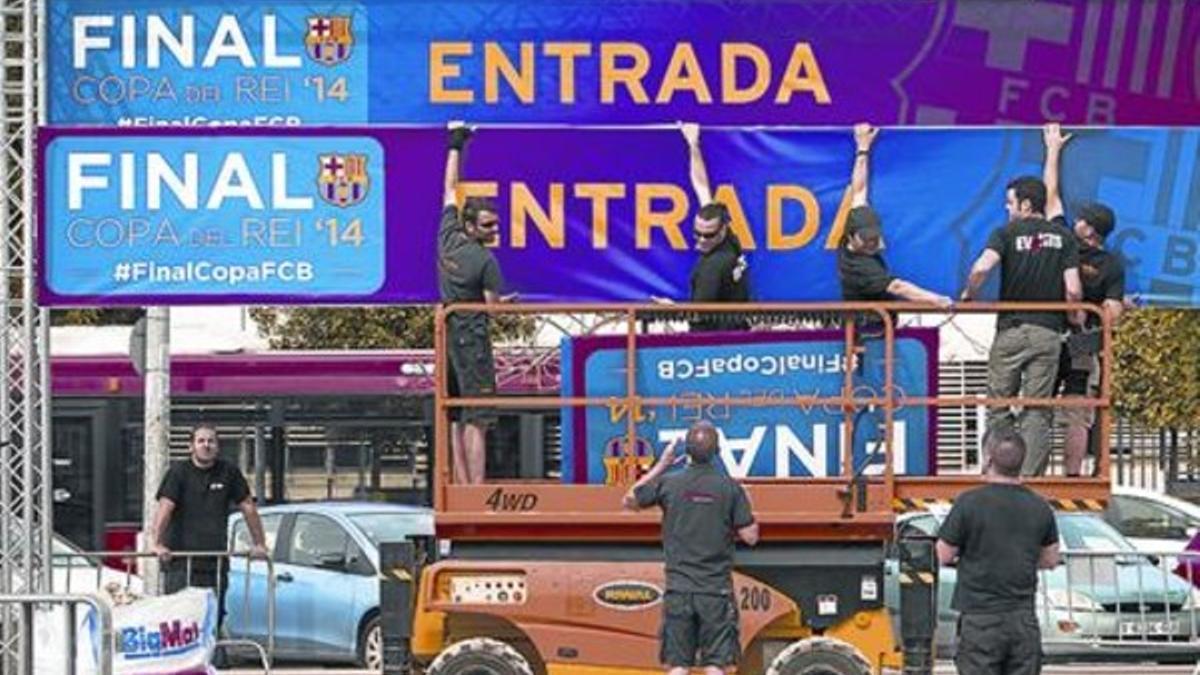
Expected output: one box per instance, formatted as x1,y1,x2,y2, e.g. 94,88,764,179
50,535,143,597
1105,487,1200,554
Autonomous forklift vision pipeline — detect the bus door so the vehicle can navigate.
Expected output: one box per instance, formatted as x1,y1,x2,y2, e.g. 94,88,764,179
51,401,110,550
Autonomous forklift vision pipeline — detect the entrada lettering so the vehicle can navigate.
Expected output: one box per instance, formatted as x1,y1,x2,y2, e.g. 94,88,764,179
430,41,830,106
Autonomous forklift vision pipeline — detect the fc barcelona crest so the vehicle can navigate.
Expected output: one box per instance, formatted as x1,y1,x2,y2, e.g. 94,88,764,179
305,16,353,65
317,154,369,207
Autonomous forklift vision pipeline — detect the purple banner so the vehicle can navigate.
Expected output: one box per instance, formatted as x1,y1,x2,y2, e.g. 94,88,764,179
39,125,1200,306
49,0,1200,125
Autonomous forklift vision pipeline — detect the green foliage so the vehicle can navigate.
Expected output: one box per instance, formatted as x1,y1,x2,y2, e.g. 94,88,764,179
249,306,534,349
1112,308,1200,428
50,308,144,326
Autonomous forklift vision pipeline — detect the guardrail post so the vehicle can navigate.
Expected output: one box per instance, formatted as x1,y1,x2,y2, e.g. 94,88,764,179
20,602,33,674
380,541,416,674
0,594,114,675
898,535,937,675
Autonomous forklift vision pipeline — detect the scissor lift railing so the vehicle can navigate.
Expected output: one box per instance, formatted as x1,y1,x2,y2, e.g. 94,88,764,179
433,301,1114,542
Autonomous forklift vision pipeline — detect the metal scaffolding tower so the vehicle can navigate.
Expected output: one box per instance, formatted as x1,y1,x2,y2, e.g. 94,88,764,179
0,0,50,671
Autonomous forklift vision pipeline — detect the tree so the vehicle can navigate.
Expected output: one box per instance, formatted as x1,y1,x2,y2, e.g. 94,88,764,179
248,306,534,349
51,308,144,326
1112,308,1200,428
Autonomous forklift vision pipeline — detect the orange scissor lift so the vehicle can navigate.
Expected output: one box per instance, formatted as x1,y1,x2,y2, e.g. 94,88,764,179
407,301,1114,675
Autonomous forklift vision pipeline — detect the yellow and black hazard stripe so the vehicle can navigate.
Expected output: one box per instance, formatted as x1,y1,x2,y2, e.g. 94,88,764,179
898,571,938,586
894,497,1106,513
1049,498,1106,512
891,497,953,513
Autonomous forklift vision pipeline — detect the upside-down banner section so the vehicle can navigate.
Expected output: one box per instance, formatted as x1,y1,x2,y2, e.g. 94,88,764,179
37,126,1200,306
560,329,940,484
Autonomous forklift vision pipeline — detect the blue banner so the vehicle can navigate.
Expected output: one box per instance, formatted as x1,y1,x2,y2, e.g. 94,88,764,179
560,329,938,484
50,1,369,125
38,126,1200,306
48,0,1200,126
42,134,386,301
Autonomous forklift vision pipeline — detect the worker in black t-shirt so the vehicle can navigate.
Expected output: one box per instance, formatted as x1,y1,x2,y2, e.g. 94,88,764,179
438,122,517,484
150,424,268,641
937,429,1060,675
961,175,1083,476
652,123,750,331
837,123,951,307
1042,123,1126,477
624,422,758,674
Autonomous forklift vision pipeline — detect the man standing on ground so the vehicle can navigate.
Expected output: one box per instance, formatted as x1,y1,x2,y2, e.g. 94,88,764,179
961,174,1083,476
1042,123,1125,476
837,123,951,307
438,122,515,484
658,123,750,331
623,421,759,675
149,425,268,638
937,429,1061,675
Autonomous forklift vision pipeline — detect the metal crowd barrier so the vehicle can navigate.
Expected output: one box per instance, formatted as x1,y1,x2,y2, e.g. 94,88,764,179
52,549,277,672
1038,548,1200,659
0,593,114,675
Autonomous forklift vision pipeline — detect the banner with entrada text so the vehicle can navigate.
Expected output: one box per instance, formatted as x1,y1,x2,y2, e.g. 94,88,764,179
38,126,1200,306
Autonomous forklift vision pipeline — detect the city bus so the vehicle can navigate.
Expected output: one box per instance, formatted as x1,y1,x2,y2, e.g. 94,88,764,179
50,349,560,551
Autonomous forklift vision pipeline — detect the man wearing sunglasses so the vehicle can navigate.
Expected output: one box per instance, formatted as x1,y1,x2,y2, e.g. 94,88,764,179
438,122,516,484
676,123,751,331
838,123,952,308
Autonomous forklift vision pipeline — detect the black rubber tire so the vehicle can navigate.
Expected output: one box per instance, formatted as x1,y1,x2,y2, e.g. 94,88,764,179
356,615,382,670
426,638,535,675
765,636,873,675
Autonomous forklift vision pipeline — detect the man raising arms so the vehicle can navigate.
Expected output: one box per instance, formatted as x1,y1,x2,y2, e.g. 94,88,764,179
438,123,515,484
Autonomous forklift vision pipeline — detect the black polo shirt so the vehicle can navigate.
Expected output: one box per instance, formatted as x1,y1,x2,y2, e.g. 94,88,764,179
634,462,754,594
938,483,1058,614
689,236,751,331
985,217,1080,332
156,458,251,552
1050,216,1125,329
838,246,895,301
438,205,502,330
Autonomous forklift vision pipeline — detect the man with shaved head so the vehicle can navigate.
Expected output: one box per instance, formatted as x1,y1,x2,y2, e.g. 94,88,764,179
623,421,759,675
936,429,1061,675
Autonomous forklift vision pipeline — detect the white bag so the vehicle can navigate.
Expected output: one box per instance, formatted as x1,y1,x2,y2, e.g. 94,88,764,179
36,587,217,675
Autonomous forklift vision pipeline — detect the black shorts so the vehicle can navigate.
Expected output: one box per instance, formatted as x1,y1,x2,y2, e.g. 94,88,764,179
447,318,497,425
955,610,1042,675
1055,346,1090,395
660,591,740,668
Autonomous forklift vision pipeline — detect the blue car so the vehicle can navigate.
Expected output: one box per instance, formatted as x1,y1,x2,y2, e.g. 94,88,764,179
225,502,433,668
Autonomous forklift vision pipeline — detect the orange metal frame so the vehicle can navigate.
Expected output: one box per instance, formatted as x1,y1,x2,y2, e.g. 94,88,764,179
433,302,1113,542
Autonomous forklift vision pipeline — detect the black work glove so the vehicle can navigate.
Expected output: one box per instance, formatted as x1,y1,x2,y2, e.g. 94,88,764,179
448,126,473,152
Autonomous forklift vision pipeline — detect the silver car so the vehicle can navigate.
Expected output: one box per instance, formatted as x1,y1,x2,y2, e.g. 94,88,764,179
885,510,1200,664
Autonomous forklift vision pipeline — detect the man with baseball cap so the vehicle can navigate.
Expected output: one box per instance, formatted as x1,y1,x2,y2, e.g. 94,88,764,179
1042,123,1126,476
837,124,952,306
623,421,758,675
